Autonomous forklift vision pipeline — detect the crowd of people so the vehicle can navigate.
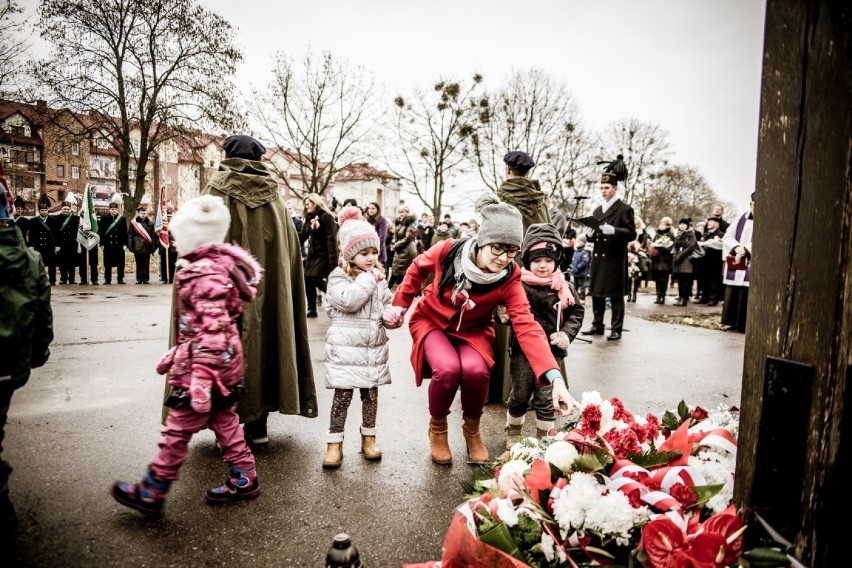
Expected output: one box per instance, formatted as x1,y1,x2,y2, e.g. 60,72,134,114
0,138,753,533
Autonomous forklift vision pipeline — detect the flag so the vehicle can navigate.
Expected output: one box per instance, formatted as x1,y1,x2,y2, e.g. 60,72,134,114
77,186,100,250
155,188,169,248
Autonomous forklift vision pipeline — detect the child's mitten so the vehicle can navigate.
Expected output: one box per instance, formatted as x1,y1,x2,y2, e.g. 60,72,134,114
156,346,177,375
495,304,509,324
189,364,215,413
549,331,571,351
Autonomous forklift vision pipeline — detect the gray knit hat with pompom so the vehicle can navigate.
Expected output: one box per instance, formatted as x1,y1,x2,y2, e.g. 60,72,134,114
474,195,524,249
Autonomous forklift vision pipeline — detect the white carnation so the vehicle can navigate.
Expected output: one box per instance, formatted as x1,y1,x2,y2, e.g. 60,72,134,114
495,497,519,527
498,459,529,492
544,441,579,471
551,472,605,532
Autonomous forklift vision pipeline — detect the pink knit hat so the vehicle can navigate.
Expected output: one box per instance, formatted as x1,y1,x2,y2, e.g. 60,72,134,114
337,206,380,261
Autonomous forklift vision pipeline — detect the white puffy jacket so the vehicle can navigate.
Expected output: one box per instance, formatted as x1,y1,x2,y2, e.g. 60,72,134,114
323,267,393,389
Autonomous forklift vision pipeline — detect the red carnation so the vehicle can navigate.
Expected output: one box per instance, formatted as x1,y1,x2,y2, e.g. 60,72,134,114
669,483,697,509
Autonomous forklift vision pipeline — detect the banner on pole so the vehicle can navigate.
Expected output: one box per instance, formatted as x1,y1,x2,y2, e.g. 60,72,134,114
77,186,100,250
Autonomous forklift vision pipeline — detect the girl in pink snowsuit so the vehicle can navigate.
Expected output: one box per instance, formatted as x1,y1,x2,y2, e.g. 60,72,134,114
112,195,262,517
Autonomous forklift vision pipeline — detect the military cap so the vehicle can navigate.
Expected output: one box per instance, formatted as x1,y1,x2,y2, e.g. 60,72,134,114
503,151,535,172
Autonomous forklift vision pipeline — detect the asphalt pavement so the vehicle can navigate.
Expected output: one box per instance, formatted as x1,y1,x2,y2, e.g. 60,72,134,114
4,283,743,567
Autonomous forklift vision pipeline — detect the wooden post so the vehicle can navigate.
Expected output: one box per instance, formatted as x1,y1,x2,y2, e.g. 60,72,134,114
735,1,850,565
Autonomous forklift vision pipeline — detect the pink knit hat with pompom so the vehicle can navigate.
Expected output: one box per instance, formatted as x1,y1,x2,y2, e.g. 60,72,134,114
337,206,380,261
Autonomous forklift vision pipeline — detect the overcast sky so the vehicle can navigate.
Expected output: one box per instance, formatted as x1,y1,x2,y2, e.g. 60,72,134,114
199,0,766,213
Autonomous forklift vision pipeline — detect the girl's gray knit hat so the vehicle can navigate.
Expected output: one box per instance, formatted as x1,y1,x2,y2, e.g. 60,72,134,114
474,195,523,249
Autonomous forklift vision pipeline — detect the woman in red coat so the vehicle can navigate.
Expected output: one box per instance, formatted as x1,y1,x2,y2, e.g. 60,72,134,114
392,197,576,465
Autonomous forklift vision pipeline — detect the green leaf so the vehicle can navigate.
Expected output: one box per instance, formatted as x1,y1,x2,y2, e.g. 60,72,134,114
691,483,724,506
479,522,523,560
625,449,682,468
677,400,690,421
661,410,680,431
572,453,607,473
741,547,791,566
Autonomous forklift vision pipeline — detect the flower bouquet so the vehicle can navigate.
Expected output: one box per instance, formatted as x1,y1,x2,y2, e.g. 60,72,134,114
435,393,744,567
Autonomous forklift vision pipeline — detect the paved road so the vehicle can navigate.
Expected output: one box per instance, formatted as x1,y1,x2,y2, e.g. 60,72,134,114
4,284,743,567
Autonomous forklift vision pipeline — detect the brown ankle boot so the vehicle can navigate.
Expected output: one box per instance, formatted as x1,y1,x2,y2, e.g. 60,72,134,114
462,415,490,463
428,416,452,465
360,426,382,461
322,433,344,469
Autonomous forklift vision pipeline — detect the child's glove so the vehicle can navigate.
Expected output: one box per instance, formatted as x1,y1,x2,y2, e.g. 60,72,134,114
495,304,509,324
549,331,571,350
156,346,178,375
370,268,385,282
382,305,406,328
189,364,215,413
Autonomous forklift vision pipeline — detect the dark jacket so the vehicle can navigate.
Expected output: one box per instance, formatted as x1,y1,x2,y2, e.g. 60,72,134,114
302,209,339,279
510,280,584,360
127,216,155,254
366,214,389,264
51,212,80,256
588,199,635,297
27,214,56,263
672,229,698,274
390,214,418,277
0,225,53,387
571,248,591,279
650,228,675,275
98,212,128,266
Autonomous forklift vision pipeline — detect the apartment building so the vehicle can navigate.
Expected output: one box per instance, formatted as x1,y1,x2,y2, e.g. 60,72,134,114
2,98,398,216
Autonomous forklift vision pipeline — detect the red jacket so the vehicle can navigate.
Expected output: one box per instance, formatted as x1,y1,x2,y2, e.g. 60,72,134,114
393,239,558,386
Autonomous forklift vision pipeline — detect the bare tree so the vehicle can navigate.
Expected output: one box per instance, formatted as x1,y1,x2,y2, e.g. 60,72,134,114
252,50,384,199
0,0,31,97
599,118,672,212
32,0,244,218
383,75,484,220
471,69,596,197
641,163,720,225
534,121,600,212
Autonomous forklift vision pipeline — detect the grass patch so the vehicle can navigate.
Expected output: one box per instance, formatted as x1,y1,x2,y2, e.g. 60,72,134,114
645,313,724,330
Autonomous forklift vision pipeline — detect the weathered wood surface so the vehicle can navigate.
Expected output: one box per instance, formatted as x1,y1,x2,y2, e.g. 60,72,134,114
736,1,850,565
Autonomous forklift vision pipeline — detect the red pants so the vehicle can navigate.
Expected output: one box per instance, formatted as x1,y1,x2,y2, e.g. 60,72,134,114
150,405,255,482
423,330,490,419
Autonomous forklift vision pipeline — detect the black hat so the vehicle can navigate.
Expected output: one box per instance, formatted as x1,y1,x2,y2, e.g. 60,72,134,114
503,151,535,173
222,135,266,161
601,172,619,186
137,206,147,212
707,216,723,224
109,202,119,209
678,217,692,226
14,196,25,209
38,194,51,209
521,223,563,269
61,201,73,208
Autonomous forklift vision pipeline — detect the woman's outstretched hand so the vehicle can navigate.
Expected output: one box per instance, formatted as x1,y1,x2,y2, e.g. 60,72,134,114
551,377,579,416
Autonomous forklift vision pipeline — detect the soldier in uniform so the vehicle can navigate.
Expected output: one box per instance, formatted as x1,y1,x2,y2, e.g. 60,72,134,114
579,171,635,341
12,196,29,241
128,206,155,284
28,195,57,284
99,202,128,284
50,200,80,285
78,235,100,286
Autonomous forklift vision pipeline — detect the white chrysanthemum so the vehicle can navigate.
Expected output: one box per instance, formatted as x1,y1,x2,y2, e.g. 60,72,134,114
689,452,736,514
495,497,519,527
508,438,544,462
584,491,650,538
544,441,579,471
498,459,529,492
551,472,605,531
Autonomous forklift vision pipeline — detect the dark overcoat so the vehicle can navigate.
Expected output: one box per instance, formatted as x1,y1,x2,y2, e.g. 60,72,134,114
98,213,128,267
588,199,635,297
302,209,338,279
27,214,56,264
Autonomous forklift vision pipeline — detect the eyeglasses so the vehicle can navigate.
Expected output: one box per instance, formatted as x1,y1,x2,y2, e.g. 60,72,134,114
488,244,520,259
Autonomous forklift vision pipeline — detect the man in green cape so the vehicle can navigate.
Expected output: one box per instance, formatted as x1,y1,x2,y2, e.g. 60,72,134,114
164,135,317,445
489,151,553,403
